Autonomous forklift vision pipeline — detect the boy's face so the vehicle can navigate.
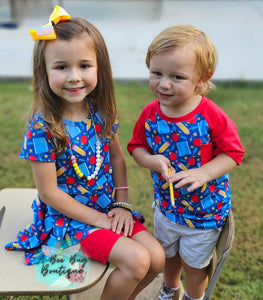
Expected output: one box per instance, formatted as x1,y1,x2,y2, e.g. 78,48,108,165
149,46,205,117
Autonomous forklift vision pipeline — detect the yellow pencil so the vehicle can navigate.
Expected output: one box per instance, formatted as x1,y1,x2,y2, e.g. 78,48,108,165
168,167,175,206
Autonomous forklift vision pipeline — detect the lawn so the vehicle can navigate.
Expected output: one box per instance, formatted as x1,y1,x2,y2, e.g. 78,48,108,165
0,80,262,299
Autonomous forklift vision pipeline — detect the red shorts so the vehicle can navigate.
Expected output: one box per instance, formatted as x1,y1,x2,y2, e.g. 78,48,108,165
80,219,147,264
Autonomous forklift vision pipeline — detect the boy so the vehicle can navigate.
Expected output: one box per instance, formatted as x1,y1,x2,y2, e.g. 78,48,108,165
127,25,244,300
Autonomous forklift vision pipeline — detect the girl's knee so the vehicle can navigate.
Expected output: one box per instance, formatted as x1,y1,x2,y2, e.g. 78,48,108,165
141,237,165,273
109,236,152,281
150,243,165,272
133,231,165,273
129,245,151,279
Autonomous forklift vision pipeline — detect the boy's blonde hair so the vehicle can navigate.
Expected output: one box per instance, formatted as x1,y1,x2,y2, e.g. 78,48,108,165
146,25,218,95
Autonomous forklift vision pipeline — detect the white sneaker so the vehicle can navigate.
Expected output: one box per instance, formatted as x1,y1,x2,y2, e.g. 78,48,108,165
157,282,184,300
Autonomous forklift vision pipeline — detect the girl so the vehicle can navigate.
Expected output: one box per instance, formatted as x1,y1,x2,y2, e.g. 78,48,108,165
5,6,164,300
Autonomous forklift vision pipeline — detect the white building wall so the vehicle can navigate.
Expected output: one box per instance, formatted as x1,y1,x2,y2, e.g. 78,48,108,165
0,0,262,80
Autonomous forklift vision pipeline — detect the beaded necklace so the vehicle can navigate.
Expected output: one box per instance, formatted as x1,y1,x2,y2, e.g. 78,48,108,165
66,105,101,182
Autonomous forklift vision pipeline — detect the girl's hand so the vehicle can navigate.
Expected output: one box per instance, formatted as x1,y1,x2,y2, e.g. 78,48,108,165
107,208,134,237
94,211,113,230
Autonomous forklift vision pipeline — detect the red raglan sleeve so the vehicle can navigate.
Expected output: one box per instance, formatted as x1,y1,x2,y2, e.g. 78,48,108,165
203,99,245,165
127,102,155,155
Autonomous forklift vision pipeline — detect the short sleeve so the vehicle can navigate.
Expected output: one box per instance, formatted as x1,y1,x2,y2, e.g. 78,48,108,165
19,114,56,162
202,99,245,165
127,114,151,155
127,101,158,155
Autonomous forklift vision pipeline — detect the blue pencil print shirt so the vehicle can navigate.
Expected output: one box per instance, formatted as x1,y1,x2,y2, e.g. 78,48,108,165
128,97,245,229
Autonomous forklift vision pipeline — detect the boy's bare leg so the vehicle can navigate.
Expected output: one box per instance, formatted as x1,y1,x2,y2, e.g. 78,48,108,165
182,260,208,299
164,252,183,288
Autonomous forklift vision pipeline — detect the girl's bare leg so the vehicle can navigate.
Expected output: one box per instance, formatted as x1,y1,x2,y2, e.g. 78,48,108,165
128,231,165,300
100,236,151,300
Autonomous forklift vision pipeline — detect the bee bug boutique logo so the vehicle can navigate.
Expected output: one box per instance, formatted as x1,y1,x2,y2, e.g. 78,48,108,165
35,244,90,289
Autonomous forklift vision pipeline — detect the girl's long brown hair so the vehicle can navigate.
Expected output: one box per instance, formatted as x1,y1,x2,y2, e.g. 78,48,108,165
29,18,117,154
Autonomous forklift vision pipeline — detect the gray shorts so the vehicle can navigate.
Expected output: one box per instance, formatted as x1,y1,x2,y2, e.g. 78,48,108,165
154,207,221,269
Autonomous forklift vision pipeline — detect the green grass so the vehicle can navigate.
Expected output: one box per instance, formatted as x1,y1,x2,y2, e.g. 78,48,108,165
0,80,263,299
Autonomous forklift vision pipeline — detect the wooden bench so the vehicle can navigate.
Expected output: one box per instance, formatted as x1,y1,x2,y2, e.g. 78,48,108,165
0,188,108,297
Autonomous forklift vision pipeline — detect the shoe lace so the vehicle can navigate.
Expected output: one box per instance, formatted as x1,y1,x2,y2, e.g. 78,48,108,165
158,287,175,300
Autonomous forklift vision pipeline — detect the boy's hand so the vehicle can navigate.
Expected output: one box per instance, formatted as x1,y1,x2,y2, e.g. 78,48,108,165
168,167,208,193
147,154,176,180
132,148,175,179
168,153,237,193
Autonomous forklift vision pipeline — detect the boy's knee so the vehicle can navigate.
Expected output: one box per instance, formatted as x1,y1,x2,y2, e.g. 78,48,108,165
183,261,208,277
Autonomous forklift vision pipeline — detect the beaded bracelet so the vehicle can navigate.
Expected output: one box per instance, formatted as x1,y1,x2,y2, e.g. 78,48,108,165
115,186,130,190
111,201,133,212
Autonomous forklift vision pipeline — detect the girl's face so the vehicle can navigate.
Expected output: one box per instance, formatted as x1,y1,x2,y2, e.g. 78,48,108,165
149,46,206,117
45,36,97,106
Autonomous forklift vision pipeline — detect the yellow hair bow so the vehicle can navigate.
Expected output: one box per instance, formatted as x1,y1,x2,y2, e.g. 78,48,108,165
29,6,71,41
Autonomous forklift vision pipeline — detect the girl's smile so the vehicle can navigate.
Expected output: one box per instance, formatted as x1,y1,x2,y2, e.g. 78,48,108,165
45,35,98,108
64,86,85,94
